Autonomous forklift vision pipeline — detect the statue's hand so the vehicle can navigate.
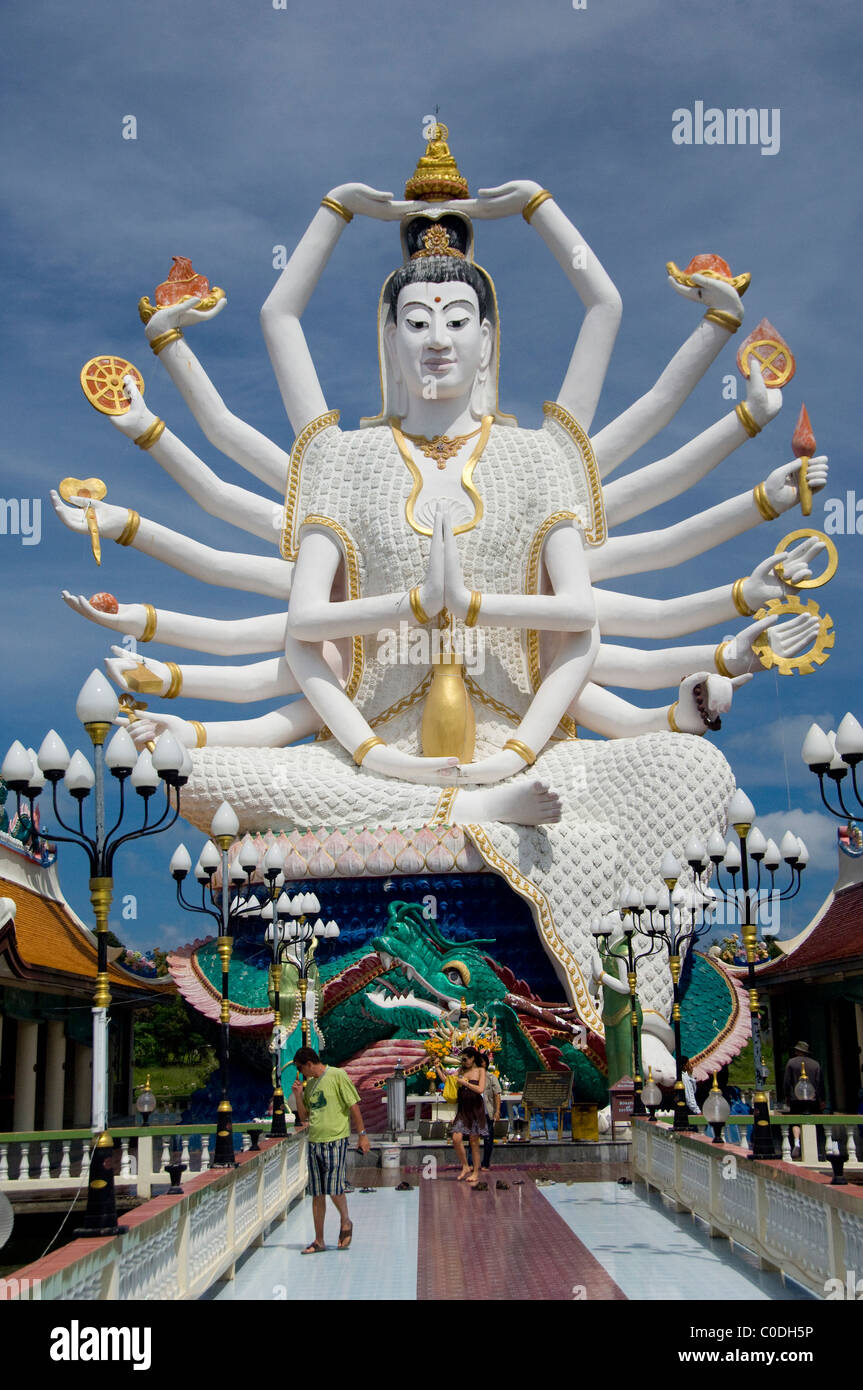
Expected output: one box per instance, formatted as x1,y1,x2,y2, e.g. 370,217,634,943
415,502,446,620
62,591,150,637
325,183,414,223
441,504,470,620
116,710,195,750
676,671,751,733
361,744,459,786
145,294,226,339
763,455,828,515
720,613,821,676
454,750,524,784
106,646,171,697
50,491,128,541
463,181,543,221
743,360,781,428
668,270,744,325
109,375,153,439
742,537,825,609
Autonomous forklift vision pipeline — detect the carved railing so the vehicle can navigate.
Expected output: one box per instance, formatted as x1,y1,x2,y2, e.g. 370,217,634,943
0,1122,295,1196
2,1132,307,1301
633,1119,863,1297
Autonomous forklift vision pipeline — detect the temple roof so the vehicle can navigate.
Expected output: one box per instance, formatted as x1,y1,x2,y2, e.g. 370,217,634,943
0,839,173,1000
756,880,863,984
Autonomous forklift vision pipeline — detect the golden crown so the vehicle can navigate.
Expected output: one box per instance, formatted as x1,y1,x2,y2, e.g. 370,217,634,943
410,223,466,261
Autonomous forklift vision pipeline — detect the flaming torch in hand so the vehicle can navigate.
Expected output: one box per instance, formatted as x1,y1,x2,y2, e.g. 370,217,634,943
792,403,816,517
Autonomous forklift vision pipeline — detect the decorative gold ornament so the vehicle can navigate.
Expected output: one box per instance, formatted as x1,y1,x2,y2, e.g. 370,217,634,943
753,482,780,522
737,322,796,388
353,735,385,767
409,223,466,261
164,662,183,699
714,641,734,679
123,661,164,695
320,196,353,223
404,122,469,201
139,603,158,643
393,416,491,537
751,594,835,675
60,477,107,565
409,587,430,625
735,402,762,438
464,590,482,628
189,720,207,748
134,418,166,450
667,702,682,733
666,259,751,296
732,577,754,617
503,738,537,766
522,190,553,223
116,509,141,547
422,652,475,762
117,692,155,752
796,458,813,517
80,356,145,415
704,309,742,332
138,287,225,324
774,528,838,590
149,329,183,356
401,425,481,464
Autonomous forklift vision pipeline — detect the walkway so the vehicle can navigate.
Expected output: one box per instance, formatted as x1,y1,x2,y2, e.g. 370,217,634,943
210,1164,816,1301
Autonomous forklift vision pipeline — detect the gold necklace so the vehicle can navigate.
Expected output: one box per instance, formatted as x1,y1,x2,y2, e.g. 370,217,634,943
400,425,482,468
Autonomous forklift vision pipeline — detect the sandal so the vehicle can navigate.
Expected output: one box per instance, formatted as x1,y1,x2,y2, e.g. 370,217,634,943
301,1240,326,1254
337,1223,353,1249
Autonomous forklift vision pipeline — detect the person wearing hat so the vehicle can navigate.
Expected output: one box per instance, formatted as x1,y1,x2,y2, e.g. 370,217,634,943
783,1041,824,1159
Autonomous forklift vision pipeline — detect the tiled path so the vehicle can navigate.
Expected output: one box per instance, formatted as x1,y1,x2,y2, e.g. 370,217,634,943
211,1168,815,1301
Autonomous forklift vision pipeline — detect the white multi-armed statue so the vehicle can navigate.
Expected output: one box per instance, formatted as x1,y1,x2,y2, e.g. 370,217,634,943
54,126,831,1077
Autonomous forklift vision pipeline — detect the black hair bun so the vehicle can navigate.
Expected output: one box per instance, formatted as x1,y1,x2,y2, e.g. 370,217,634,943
403,215,470,260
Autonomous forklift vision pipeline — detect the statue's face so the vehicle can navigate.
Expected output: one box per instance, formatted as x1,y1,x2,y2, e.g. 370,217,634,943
390,282,491,402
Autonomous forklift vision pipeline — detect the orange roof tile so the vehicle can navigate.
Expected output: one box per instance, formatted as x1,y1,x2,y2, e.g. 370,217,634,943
0,876,166,991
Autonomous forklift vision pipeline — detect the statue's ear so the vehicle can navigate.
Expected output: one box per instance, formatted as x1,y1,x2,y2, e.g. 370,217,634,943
479,318,493,371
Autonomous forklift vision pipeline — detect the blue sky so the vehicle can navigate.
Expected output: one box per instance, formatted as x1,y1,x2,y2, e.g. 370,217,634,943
1,0,861,954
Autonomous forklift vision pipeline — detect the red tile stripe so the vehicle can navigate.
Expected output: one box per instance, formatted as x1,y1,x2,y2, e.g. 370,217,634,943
416,1169,627,1301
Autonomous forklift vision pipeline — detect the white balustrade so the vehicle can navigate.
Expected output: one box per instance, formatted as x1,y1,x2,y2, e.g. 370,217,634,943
39,1142,51,1179
59,1141,71,1179
119,1139,131,1177
780,1126,792,1161
200,1135,211,1171
0,1145,7,1181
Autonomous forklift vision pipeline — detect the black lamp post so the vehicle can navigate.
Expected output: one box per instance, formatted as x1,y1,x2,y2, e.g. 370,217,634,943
709,789,805,1160
643,852,714,1133
170,801,262,1168
801,714,863,822
2,669,186,1235
702,1074,732,1144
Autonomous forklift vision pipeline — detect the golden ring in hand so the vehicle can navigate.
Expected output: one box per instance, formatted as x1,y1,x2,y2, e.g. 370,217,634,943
773,528,838,590
751,595,835,676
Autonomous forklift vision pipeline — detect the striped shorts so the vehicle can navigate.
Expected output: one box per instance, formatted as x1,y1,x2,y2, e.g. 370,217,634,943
307,1137,349,1196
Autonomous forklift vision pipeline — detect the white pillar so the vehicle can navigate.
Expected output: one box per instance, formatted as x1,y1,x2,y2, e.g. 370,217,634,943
72,1042,92,1128
13,1020,39,1132
43,1020,67,1130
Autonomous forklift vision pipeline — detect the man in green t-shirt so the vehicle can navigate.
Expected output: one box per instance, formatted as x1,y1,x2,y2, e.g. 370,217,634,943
291,1046,370,1253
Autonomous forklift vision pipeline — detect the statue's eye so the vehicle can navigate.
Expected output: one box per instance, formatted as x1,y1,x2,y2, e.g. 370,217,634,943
443,960,470,986
448,317,468,329
406,317,429,330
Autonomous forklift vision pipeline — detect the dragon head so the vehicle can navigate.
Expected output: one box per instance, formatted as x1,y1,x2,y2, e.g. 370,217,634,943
366,901,507,1028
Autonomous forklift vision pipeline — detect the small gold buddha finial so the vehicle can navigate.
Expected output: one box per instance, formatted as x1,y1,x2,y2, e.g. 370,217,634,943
405,121,469,202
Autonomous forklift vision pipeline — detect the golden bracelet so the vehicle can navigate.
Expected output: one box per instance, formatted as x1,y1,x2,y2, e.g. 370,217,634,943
116,510,141,547
704,309,741,332
522,189,553,223
409,586,430,625
134,418,166,450
353,735,385,767
149,328,183,356
732,577,754,617
164,662,183,699
189,720,207,749
736,401,762,438
714,641,735,679
464,590,482,628
320,196,353,223
139,603,158,643
503,738,537,766
753,481,780,522
667,702,682,733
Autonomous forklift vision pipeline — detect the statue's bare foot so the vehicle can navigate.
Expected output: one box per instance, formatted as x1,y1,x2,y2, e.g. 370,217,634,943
455,779,562,826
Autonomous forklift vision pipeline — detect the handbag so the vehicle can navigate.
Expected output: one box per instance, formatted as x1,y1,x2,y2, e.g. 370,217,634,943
442,1074,459,1103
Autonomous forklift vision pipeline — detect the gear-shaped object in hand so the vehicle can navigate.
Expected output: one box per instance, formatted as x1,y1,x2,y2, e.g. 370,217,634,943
774,528,839,591
80,356,145,415
751,594,835,676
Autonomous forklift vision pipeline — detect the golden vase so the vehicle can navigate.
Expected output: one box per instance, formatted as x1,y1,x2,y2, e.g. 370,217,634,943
421,652,475,762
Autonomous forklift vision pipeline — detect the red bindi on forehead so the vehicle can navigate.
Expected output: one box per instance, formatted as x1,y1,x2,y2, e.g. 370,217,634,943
434,296,441,303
